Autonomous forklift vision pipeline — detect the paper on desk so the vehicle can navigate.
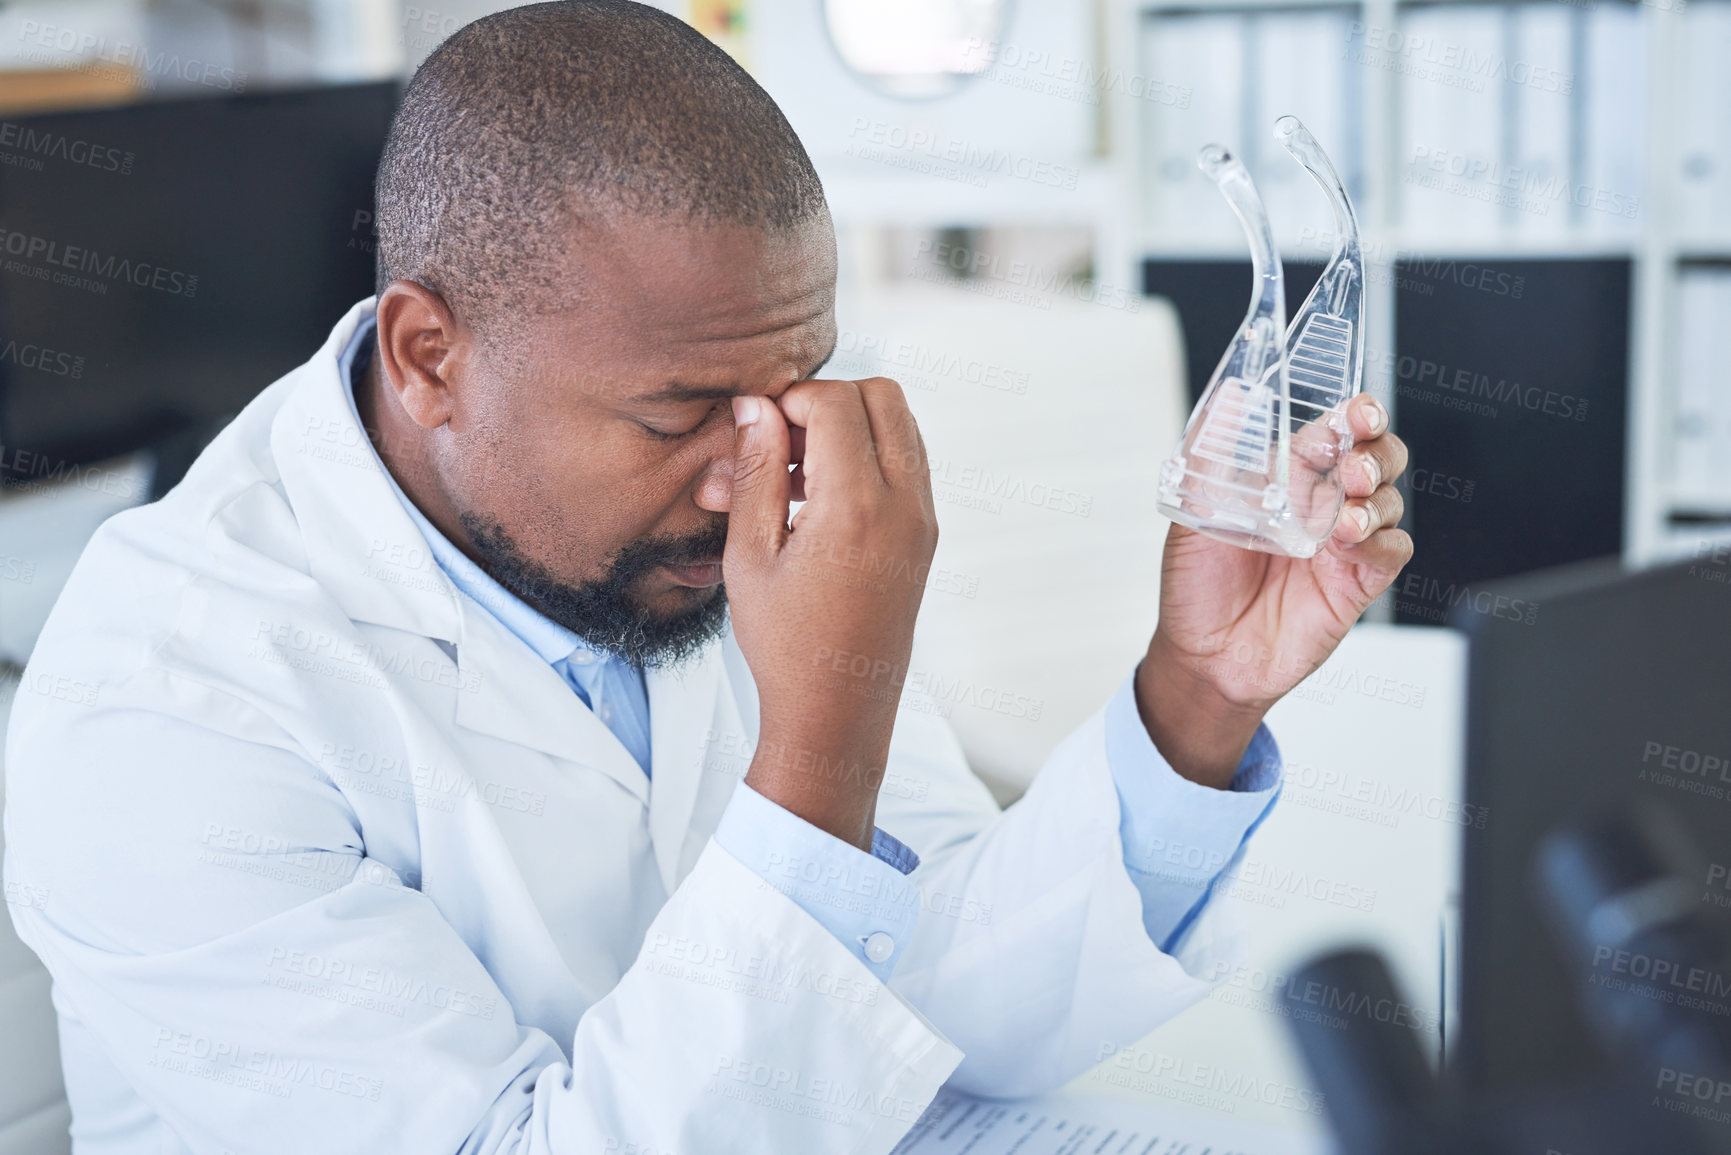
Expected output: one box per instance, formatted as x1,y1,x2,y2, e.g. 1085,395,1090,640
890,1086,1332,1155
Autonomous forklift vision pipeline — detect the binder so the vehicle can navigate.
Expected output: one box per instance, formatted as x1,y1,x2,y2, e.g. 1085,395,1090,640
1397,5,1505,241
1673,265,1731,506
1142,11,1248,246
1254,9,1358,251
1676,2,1731,237
1509,3,1573,241
1581,1,1646,238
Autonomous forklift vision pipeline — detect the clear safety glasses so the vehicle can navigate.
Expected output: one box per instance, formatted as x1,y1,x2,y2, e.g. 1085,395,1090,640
1157,116,1366,559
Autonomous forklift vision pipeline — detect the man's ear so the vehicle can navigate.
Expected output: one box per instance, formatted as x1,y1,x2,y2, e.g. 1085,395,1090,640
374,281,467,430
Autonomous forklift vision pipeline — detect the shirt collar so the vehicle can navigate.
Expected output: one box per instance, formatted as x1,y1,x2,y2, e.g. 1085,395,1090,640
337,313,594,669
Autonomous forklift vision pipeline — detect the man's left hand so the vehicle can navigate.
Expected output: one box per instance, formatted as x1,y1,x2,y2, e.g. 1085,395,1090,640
1136,392,1412,788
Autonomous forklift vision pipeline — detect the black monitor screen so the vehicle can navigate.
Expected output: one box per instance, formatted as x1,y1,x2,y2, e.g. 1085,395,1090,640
1456,556,1731,1102
0,81,397,490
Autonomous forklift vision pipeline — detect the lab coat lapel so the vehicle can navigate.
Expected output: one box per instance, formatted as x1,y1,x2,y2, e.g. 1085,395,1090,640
270,298,463,645
646,641,725,895
453,598,651,805
271,299,734,851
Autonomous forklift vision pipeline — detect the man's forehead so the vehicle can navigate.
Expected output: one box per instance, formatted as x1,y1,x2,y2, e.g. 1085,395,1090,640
561,210,836,311
532,213,837,389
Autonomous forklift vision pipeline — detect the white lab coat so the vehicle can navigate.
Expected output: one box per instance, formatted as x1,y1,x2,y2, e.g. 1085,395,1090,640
4,299,1246,1154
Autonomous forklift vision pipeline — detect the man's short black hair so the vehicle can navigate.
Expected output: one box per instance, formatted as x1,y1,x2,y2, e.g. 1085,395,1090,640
374,0,829,332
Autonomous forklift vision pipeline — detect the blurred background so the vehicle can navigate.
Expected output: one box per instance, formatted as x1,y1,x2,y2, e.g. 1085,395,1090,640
0,0,1726,1150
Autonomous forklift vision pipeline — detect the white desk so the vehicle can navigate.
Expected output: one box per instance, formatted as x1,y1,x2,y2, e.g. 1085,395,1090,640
1067,622,1469,1150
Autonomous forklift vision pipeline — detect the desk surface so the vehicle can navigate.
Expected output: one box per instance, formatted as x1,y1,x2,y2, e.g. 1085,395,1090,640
1068,622,1468,1150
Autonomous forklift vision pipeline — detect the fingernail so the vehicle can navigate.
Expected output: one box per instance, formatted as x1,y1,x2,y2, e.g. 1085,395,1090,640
732,395,761,426
1361,454,1381,490
1366,398,1388,435
1348,506,1371,538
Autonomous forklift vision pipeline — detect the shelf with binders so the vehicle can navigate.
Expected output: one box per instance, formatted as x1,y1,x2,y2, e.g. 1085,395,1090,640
1132,0,1647,254
1124,0,1731,572
1658,259,1731,540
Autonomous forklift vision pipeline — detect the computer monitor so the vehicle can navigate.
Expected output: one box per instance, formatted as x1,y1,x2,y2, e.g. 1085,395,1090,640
1454,551,1731,1104
0,81,397,494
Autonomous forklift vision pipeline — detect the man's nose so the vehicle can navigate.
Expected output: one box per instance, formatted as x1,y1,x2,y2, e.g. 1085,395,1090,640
694,450,733,513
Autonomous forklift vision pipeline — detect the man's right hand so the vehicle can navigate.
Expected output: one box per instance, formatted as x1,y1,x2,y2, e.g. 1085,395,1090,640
722,378,937,852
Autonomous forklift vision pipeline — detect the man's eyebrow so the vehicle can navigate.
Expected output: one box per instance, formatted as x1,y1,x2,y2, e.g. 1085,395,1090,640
628,338,840,404
628,382,744,404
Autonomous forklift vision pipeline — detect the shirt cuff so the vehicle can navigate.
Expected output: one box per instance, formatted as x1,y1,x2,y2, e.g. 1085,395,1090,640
1104,663,1283,954
710,777,922,983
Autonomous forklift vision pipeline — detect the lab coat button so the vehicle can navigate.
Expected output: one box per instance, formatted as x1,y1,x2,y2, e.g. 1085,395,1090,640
863,932,895,963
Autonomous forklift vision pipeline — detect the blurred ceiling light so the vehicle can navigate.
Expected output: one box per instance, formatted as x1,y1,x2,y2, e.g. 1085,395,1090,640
822,0,1010,99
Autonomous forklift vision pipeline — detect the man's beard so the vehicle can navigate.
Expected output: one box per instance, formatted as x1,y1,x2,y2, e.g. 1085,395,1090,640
458,513,730,671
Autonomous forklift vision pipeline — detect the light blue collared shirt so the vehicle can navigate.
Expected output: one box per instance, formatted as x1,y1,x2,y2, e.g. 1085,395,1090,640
338,312,1280,976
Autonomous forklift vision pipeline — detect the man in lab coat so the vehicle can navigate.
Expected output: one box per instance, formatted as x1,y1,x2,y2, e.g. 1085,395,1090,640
3,3,1412,1153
